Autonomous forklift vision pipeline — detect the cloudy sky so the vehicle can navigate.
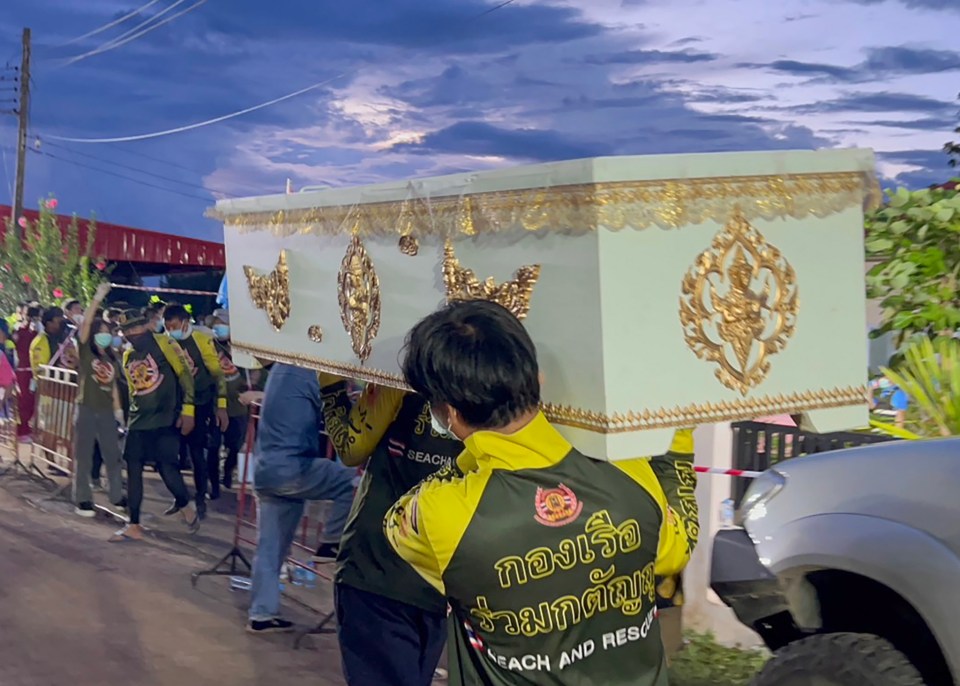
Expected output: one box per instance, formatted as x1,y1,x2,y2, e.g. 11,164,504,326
0,0,957,241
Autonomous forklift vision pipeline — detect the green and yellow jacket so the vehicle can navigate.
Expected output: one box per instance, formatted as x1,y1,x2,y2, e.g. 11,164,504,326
122,334,196,431
174,330,227,410
385,413,698,686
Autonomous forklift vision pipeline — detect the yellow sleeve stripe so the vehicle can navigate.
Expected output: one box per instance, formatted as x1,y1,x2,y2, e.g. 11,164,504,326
422,469,493,579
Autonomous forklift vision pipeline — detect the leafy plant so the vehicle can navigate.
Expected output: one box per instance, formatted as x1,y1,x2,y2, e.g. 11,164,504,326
882,336,960,437
865,183,960,342
668,631,769,686
0,196,108,311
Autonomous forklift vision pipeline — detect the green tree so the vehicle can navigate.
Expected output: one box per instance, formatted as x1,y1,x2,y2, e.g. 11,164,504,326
882,336,960,437
0,196,108,312
865,183,960,342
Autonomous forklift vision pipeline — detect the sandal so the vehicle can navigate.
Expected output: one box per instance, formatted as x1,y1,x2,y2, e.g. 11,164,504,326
109,525,144,543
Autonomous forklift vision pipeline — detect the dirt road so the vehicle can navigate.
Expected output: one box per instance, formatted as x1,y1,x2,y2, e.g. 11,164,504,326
0,485,346,686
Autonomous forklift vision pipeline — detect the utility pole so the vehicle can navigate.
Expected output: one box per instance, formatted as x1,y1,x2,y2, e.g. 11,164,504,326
12,28,31,235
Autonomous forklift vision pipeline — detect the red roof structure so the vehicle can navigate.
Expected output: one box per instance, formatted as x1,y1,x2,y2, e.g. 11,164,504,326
1,205,224,272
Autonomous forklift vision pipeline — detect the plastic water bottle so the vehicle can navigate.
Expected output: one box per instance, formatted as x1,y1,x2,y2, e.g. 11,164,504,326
304,562,318,589
720,498,736,529
291,566,305,587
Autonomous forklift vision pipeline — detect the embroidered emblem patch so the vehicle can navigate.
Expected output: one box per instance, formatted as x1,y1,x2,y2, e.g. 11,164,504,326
91,357,115,386
127,354,164,396
534,483,583,527
219,352,240,382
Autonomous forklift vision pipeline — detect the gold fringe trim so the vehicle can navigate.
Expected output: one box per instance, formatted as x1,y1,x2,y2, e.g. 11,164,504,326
233,341,865,434
215,172,878,237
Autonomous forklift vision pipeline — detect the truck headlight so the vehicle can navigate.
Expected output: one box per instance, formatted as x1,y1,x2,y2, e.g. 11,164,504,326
735,469,786,525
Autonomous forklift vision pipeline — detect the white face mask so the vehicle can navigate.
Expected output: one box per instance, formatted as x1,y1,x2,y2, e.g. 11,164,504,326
72,314,84,326
430,410,455,440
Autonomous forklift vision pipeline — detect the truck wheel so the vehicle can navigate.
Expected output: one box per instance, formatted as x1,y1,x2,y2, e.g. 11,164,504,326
750,633,924,686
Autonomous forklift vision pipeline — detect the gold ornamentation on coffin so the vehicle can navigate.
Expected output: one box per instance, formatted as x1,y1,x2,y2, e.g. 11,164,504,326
307,325,324,343
230,341,866,434
243,251,291,331
398,235,419,256
337,236,381,362
214,171,877,237
442,241,541,320
679,210,799,396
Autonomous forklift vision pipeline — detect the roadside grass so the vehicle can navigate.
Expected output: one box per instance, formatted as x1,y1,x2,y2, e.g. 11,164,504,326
668,632,769,686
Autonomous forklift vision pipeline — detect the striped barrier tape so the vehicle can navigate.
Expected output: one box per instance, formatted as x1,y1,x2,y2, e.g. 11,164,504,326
109,283,220,297
694,465,763,478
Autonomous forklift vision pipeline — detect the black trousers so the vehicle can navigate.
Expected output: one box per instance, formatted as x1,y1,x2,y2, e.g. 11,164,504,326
185,402,214,504
209,414,247,489
124,427,190,525
335,583,446,686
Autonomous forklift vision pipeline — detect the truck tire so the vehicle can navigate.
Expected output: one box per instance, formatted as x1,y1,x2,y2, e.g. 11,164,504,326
749,633,924,686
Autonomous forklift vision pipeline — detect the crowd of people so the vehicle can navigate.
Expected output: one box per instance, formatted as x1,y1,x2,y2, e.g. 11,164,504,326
3,287,699,685
2,284,257,540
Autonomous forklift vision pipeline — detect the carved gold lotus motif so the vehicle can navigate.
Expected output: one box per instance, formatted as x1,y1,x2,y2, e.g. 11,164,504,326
679,210,799,395
442,241,541,320
243,251,291,331
338,235,381,362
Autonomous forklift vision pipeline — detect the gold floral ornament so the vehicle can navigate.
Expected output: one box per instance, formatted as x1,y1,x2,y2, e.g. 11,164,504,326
243,251,291,331
679,210,799,395
307,325,324,343
338,236,382,362
398,235,419,256
442,241,541,320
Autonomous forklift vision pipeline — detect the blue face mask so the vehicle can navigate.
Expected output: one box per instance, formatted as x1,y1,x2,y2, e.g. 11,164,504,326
155,320,164,333
168,323,191,342
213,324,230,340
112,336,123,349
94,332,113,349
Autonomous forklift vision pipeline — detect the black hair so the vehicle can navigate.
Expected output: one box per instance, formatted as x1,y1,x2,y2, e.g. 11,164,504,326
401,299,540,430
26,305,41,319
41,306,64,325
64,299,82,313
163,304,190,324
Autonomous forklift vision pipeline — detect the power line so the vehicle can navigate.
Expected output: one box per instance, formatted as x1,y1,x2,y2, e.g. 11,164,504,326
38,138,243,197
56,0,208,69
44,140,268,195
40,0,519,145
30,148,212,203
54,0,165,48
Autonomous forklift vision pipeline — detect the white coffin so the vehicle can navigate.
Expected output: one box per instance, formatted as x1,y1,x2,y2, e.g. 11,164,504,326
214,150,879,460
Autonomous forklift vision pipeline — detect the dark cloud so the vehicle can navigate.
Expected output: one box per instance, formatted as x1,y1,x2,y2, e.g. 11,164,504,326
583,49,718,65
744,46,960,83
793,91,954,114
391,121,612,161
849,117,956,130
878,149,956,188
843,0,959,11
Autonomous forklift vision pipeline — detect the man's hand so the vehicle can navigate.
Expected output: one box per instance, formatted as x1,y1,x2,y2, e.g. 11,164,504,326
239,390,264,406
217,407,229,432
177,414,195,436
93,282,112,303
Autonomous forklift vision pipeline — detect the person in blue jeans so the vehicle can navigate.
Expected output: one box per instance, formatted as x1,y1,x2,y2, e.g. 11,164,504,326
247,362,356,634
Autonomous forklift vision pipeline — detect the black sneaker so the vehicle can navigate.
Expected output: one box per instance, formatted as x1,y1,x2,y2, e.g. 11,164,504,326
75,502,96,518
209,487,221,501
163,502,183,516
312,542,339,562
246,618,295,634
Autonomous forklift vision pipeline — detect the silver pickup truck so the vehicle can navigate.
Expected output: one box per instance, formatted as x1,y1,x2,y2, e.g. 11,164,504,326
711,437,959,686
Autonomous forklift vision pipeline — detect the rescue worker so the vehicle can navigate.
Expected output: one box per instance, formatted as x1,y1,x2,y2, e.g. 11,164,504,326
29,306,78,376
162,304,229,517
208,310,253,490
386,300,699,686
112,308,199,541
318,373,462,686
